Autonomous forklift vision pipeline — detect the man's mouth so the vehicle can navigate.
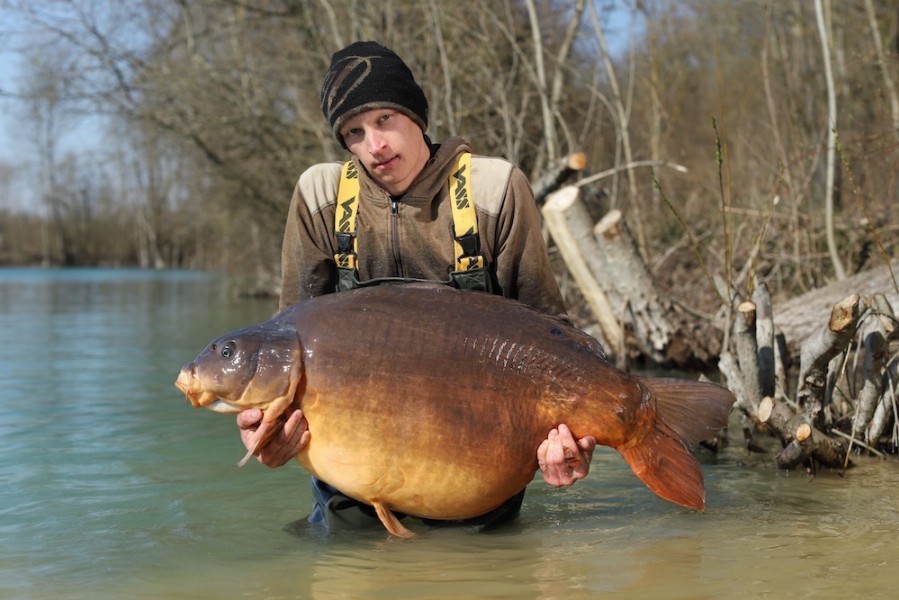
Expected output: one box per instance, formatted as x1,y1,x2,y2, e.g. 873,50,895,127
373,156,398,170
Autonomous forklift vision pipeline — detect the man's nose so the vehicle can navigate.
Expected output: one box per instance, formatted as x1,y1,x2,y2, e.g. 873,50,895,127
366,130,386,154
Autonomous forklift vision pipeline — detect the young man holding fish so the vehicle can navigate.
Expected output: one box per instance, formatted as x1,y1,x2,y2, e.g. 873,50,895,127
236,41,596,530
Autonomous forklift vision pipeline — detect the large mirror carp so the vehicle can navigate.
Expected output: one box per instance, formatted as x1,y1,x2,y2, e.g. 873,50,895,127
175,282,735,537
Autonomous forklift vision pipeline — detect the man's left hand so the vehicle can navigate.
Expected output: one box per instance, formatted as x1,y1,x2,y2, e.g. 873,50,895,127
537,423,596,487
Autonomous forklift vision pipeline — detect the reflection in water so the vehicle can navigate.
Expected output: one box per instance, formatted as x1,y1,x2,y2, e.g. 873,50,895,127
2,269,898,599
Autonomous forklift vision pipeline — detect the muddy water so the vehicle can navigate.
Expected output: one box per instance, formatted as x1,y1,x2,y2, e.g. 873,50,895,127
1,268,896,599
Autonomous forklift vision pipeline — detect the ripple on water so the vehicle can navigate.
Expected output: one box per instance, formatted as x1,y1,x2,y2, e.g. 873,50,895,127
3,269,899,599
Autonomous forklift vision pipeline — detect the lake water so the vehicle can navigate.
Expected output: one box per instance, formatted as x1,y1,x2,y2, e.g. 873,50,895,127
1,268,896,599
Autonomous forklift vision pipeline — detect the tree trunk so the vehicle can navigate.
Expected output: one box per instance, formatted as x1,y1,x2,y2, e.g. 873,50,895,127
542,186,622,354
543,186,721,368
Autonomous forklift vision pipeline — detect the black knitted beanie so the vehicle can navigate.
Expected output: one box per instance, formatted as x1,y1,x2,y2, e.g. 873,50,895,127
320,41,429,144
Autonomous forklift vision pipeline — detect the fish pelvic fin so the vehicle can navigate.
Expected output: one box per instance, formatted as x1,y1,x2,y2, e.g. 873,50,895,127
618,378,735,511
372,502,416,539
619,421,705,510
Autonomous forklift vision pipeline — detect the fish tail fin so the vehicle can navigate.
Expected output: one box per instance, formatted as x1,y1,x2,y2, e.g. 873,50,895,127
619,378,735,511
619,421,706,510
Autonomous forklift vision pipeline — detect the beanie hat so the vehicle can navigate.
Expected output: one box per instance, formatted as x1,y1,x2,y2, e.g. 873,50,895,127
320,41,429,144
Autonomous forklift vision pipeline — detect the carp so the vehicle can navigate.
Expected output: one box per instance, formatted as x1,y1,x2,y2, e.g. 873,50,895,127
175,283,735,538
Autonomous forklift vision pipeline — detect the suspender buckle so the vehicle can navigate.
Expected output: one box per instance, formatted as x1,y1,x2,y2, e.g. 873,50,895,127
455,232,480,258
336,232,355,254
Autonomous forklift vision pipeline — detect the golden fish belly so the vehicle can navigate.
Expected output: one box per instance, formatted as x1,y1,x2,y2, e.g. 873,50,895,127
285,284,644,520
295,385,547,519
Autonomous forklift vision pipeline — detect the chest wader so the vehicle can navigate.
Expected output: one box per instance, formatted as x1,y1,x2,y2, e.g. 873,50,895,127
333,152,492,293
310,154,525,531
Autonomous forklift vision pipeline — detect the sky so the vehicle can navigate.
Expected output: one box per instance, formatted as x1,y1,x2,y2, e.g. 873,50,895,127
0,2,638,212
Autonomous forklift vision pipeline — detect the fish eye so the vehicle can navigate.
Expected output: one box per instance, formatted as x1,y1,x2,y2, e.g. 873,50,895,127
220,342,236,359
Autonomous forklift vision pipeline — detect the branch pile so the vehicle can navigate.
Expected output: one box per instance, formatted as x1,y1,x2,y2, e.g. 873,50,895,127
720,284,899,471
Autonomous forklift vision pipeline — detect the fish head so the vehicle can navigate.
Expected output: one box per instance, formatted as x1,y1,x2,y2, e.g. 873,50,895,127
175,321,303,422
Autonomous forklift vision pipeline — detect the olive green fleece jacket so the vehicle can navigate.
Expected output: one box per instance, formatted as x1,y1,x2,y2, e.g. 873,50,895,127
278,136,567,318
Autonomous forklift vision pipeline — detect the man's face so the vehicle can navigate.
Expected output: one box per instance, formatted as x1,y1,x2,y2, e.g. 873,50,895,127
340,109,429,196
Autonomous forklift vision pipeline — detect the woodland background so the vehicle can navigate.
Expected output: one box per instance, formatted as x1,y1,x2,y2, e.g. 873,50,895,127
0,0,897,316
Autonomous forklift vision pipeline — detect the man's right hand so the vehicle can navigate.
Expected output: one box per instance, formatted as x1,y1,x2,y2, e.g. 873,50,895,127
236,408,310,468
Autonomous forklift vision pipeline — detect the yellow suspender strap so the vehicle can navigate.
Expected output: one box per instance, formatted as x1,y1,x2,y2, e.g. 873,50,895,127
334,153,485,274
449,152,485,271
334,160,360,269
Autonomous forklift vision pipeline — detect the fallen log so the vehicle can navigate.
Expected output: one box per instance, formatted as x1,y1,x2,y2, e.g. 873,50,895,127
773,259,899,348
593,209,676,363
773,423,849,470
542,187,623,353
758,396,803,443
543,185,721,368
759,397,849,469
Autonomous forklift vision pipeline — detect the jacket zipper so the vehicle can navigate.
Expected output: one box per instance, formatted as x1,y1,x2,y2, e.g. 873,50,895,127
390,199,403,276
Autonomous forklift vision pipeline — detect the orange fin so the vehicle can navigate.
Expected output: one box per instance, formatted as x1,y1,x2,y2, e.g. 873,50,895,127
639,378,735,444
372,502,416,538
617,378,734,510
619,421,705,510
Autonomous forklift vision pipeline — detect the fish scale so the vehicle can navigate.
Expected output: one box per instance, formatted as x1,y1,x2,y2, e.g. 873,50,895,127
176,282,735,537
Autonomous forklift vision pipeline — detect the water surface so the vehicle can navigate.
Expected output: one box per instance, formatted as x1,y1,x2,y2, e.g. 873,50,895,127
1,268,896,599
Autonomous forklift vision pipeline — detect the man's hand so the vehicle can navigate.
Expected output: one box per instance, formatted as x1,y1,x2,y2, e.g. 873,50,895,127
236,408,310,468
537,423,596,487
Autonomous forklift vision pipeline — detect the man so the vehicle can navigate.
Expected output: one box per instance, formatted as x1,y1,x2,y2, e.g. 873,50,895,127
237,41,596,530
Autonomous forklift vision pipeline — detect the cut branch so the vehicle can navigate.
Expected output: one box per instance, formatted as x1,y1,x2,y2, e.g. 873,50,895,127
796,294,861,428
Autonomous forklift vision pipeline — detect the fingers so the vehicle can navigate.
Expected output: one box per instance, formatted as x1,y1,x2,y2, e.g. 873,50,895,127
258,409,310,468
538,424,595,487
555,424,580,464
237,409,263,449
578,435,597,456
539,427,572,487
536,437,550,472
282,409,310,452
236,408,263,430
236,408,310,468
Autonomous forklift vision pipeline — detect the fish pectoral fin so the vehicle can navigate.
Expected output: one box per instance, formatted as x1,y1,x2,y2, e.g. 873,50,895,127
236,418,277,468
235,394,299,468
372,502,416,539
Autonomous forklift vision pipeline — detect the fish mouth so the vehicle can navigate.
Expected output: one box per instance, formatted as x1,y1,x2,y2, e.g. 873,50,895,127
174,367,193,395
175,366,219,409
